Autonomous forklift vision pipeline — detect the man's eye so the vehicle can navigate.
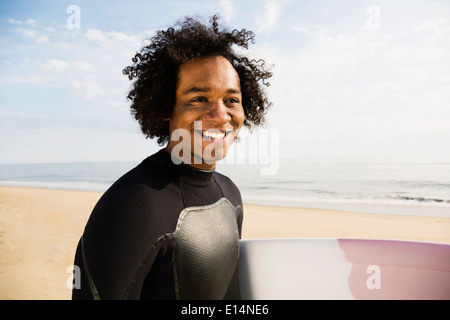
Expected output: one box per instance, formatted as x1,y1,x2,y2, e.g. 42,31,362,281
226,98,240,104
191,97,207,102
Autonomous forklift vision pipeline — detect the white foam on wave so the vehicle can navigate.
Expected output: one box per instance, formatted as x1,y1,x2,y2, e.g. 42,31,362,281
0,180,109,192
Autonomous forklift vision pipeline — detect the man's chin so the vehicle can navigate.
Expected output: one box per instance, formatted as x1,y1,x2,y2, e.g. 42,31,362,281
201,154,225,165
193,149,226,165
201,141,233,164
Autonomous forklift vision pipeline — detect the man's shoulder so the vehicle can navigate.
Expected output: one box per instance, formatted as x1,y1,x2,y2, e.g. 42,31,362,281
95,149,174,207
213,171,237,188
112,149,173,189
213,171,242,206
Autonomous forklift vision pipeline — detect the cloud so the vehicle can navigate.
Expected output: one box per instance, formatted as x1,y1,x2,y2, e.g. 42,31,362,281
6,26,140,100
85,29,109,44
43,59,70,71
413,18,450,41
291,25,315,39
256,0,282,32
261,16,450,157
7,18,22,25
16,28,36,38
0,110,31,117
85,29,141,51
72,61,91,70
71,76,107,101
16,27,49,44
291,26,309,34
24,19,38,27
0,110,51,120
7,18,38,27
219,0,234,23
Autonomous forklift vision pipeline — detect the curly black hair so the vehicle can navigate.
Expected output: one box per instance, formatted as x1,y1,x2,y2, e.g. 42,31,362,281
123,14,273,145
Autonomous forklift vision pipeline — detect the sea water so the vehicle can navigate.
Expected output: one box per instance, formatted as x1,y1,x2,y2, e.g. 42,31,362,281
0,157,449,217
218,158,450,217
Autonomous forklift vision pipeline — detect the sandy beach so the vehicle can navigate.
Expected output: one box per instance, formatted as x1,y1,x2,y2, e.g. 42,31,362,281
0,185,449,300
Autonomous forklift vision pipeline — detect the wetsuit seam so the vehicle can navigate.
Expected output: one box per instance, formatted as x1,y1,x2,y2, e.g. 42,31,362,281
213,175,225,197
179,176,187,208
81,236,101,300
122,234,168,300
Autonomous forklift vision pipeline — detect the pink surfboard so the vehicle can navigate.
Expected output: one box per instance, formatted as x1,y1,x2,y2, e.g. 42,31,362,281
238,238,450,300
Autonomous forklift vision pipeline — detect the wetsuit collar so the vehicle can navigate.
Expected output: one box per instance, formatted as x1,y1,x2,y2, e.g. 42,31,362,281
158,149,215,187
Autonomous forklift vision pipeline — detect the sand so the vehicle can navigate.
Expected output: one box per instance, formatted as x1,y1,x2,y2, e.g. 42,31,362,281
1,185,449,300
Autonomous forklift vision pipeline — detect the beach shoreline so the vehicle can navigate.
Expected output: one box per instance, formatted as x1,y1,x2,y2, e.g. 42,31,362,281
1,185,449,300
242,198,450,218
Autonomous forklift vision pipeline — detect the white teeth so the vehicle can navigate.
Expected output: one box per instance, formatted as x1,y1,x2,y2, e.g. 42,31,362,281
203,130,225,139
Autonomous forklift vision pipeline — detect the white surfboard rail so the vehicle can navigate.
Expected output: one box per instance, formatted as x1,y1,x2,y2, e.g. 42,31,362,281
238,238,450,300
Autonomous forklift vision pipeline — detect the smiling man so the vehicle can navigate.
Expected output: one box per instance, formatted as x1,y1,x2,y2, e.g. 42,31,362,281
72,15,272,300
167,55,245,168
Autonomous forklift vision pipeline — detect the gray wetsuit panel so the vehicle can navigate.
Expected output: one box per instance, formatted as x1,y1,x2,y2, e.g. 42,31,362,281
172,197,240,300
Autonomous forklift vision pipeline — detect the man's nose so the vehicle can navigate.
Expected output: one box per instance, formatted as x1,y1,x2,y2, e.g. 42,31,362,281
206,100,232,124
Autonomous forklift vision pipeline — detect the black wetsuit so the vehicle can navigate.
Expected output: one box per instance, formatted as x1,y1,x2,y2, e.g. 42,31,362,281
72,149,243,300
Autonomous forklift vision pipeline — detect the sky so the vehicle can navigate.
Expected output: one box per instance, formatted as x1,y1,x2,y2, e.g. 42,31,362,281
1,0,449,164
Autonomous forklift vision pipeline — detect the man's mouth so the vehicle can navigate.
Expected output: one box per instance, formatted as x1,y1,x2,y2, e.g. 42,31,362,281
195,129,234,142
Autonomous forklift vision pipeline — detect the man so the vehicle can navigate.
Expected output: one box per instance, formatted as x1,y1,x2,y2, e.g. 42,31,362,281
72,15,272,300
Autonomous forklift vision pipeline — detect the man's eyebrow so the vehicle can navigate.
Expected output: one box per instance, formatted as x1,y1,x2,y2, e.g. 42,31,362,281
182,87,241,95
226,88,241,94
183,87,211,95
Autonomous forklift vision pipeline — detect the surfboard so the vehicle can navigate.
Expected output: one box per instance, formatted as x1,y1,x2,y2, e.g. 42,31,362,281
238,238,450,300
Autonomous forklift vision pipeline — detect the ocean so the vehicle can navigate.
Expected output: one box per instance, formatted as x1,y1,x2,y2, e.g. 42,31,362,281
1,158,449,217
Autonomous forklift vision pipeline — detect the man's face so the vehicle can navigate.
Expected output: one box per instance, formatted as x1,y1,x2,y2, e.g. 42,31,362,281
166,55,245,170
